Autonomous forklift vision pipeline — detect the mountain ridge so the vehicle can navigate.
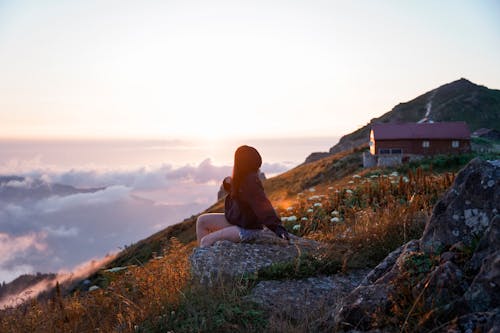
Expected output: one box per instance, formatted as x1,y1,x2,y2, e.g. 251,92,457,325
305,78,500,163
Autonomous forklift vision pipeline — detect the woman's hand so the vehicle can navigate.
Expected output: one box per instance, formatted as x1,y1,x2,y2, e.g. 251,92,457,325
274,225,290,240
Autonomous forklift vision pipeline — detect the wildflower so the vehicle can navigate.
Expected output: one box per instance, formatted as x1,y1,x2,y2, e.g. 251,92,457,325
313,202,322,207
308,195,321,201
331,210,339,216
346,189,353,194
308,187,316,192
286,206,294,211
390,171,399,177
352,174,361,178
328,186,334,190
370,174,379,178
307,208,314,213
293,224,301,231
282,215,297,222
330,217,340,223
301,217,308,221
403,176,409,183
348,180,354,184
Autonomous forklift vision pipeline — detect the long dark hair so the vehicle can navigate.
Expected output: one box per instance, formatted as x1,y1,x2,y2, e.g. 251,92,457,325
231,145,262,197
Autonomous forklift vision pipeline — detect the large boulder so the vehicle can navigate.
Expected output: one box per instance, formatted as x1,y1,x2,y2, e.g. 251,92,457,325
189,230,322,286
421,158,499,253
333,158,500,331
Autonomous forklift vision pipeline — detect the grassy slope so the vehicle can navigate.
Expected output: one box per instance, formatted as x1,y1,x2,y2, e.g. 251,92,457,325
106,145,366,268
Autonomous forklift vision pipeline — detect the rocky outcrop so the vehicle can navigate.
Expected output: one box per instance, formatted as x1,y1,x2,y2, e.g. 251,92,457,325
332,158,500,332
420,158,499,253
189,230,322,286
247,269,370,321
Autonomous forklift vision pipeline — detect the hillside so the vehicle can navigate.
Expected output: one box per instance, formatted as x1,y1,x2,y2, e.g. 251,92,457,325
305,78,500,162
1,78,499,331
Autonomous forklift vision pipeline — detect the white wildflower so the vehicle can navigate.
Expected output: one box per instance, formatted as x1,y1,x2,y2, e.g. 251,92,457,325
307,208,314,213
313,203,322,207
301,217,308,221
348,180,354,184
308,187,316,192
331,210,339,216
346,189,353,194
293,224,301,231
352,174,361,178
328,186,334,190
286,206,294,211
330,217,340,223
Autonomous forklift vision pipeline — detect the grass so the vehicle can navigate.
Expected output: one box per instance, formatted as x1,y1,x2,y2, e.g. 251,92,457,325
2,151,495,332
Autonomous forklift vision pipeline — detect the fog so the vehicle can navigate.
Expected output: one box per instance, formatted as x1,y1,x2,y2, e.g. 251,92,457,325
0,158,289,284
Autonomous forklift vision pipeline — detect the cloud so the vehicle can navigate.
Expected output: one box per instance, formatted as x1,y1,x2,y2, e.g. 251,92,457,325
0,158,291,284
0,233,48,275
34,185,131,214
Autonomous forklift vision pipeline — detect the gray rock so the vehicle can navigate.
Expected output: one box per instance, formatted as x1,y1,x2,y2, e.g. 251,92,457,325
189,231,322,286
440,308,500,332
247,269,370,321
421,158,499,253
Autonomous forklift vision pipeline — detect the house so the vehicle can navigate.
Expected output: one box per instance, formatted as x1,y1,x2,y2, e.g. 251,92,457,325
471,128,500,141
364,122,471,167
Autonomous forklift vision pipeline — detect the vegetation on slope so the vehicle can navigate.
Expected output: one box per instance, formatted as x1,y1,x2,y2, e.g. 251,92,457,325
1,147,497,332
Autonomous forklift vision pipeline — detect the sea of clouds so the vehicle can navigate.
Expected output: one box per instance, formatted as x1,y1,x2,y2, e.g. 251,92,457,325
0,158,289,284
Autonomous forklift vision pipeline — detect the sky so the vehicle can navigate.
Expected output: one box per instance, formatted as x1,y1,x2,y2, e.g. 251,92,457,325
0,0,499,140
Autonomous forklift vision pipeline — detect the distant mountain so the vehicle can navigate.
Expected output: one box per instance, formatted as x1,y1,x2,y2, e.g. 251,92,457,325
0,273,57,304
305,78,500,163
0,176,105,203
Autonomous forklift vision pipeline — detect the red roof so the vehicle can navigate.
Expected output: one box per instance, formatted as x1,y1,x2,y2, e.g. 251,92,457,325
372,122,470,140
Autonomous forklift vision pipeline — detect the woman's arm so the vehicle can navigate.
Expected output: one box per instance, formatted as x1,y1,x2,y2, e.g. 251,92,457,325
243,173,289,239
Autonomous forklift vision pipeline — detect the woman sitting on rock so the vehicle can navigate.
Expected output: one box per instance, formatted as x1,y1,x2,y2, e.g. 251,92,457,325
196,145,289,247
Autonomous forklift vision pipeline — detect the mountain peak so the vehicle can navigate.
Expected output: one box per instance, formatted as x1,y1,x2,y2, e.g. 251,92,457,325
304,78,500,162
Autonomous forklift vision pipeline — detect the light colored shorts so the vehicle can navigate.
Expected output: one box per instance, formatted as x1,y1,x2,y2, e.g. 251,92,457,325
237,227,263,242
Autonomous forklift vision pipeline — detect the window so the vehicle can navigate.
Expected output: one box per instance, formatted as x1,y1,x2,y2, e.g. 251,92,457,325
452,140,460,148
379,149,390,154
422,141,430,148
391,149,402,154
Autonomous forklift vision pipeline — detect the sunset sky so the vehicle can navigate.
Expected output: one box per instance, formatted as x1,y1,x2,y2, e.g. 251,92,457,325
1,0,499,140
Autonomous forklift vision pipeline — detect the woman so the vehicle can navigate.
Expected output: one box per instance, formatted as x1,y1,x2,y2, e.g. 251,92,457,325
196,145,289,247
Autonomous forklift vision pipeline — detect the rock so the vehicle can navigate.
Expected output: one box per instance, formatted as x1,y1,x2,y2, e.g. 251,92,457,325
334,284,394,331
440,308,500,332
331,158,500,331
421,158,499,253
189,230,322,286
467,215,500,273
247,269,370,321
333,240,420,330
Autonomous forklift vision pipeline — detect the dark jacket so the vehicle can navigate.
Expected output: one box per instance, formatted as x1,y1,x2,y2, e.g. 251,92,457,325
224,172,283,233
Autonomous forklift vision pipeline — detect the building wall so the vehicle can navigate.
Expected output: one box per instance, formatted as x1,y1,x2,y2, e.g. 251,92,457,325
374,139,470,156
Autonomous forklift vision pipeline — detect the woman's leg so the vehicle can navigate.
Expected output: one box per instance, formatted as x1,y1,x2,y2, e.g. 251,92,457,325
199,225,241,247
196,213,233,244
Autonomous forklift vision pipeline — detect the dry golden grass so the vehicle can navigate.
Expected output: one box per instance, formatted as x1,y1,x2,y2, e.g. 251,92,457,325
0,239,193,333
275,167,455,268
0,147,468,332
